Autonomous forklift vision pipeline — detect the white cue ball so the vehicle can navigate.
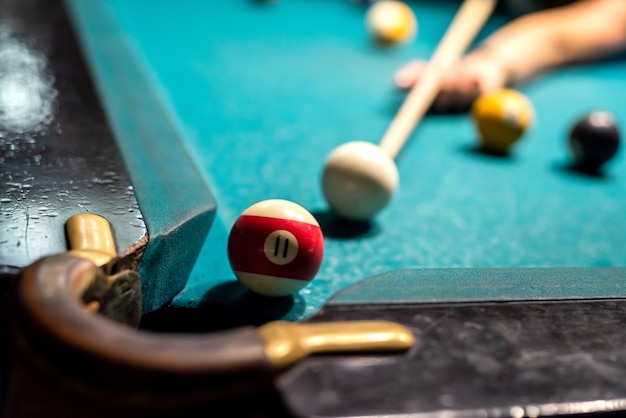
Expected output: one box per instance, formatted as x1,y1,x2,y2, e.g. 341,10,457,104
322,141,399,221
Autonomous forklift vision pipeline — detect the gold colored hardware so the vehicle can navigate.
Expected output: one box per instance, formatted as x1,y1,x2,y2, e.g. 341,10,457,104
259,320,414,368
85,300,101,313
66,214,117,267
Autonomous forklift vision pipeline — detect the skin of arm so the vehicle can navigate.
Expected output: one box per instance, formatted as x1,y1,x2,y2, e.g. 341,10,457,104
395,0,626,111
477,0,626,84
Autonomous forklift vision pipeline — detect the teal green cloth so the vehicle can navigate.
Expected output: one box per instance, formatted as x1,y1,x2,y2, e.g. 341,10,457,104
67,0,217,312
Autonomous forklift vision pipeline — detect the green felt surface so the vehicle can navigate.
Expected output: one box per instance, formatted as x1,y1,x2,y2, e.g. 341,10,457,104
67,0,626,320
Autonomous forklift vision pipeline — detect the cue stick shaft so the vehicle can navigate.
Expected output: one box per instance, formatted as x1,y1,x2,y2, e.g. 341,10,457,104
379,0,497,159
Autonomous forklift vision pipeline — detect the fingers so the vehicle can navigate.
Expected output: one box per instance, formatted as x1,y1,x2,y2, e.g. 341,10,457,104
394,56,508,113
394,60,427,89
434,66,479,112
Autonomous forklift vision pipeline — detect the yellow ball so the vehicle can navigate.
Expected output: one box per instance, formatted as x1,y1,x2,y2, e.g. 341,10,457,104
471,88,534,154
366,1,417,44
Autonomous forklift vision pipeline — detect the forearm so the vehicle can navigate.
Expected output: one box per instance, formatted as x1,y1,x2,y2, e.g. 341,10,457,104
471,0,626,84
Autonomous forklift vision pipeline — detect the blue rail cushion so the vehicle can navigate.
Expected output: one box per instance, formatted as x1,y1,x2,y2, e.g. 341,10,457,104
66,0,217,313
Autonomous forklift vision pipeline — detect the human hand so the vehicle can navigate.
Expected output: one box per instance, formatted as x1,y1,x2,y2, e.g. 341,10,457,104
394,53,508,112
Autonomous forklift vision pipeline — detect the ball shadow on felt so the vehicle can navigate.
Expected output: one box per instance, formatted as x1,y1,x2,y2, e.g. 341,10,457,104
312,209,381,240
553,161,609,180
460,141,518,161
140,280,305,333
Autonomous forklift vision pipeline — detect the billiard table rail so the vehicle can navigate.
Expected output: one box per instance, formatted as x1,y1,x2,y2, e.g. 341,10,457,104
6,258,626,417
1,254,417,418
2,254,276,417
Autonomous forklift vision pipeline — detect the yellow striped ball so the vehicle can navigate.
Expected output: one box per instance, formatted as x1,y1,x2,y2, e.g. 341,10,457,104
471,88,534,154
366,1,417,44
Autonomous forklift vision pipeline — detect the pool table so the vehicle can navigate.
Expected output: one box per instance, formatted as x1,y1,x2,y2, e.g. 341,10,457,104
72,0,626,317
3,0,626,417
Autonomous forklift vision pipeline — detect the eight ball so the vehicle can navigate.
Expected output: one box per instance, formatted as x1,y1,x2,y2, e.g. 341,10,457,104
569,111,621,170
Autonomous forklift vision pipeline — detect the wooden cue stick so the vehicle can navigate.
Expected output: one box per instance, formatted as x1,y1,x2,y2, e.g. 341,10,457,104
379,0,497,159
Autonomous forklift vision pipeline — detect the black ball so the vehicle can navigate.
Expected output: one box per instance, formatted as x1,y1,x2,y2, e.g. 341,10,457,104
568,111,621,169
